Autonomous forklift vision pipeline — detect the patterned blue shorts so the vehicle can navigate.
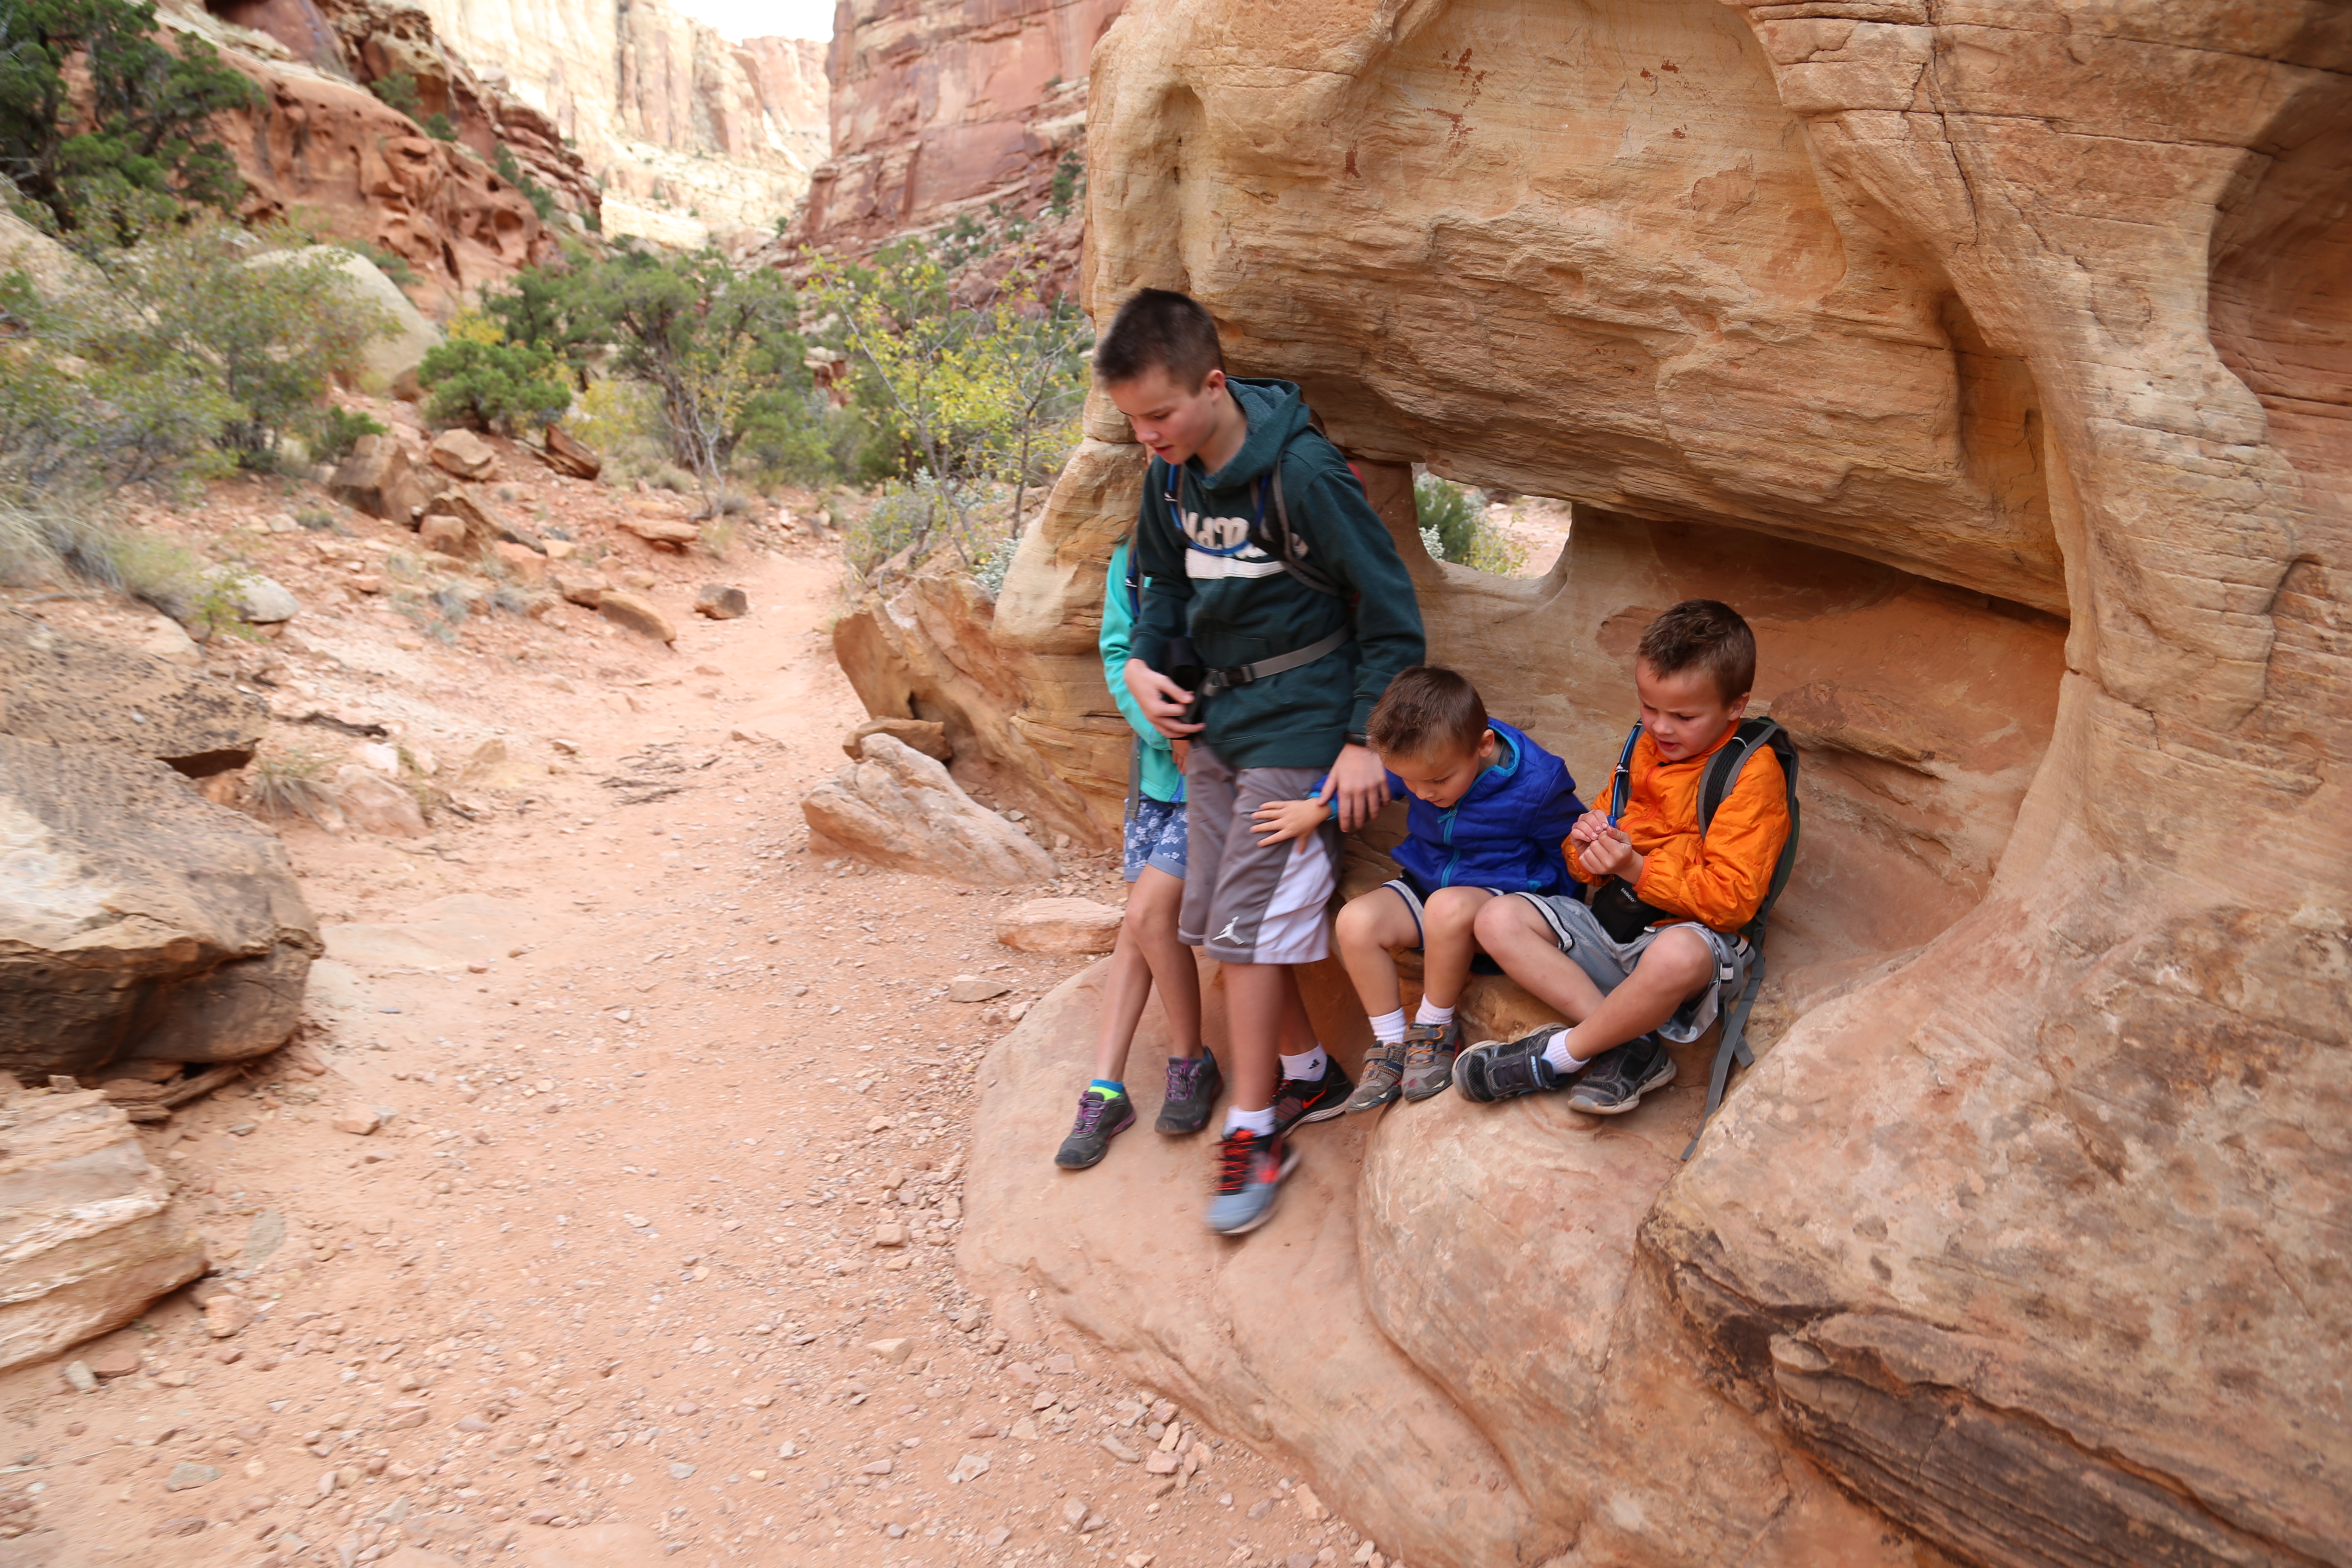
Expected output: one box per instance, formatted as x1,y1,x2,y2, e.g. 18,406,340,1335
1122,796,1188,882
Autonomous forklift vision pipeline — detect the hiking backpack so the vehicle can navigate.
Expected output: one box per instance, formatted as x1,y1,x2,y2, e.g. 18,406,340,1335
1605,717,1801,1159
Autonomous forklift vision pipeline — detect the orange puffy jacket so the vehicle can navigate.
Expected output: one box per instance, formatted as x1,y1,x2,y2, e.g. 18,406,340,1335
1566,723,1790,936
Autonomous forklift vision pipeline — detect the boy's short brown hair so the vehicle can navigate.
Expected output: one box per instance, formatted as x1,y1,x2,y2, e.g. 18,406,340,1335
1637,599,1756,704
1093,288,1224,391
1366,665,1489,760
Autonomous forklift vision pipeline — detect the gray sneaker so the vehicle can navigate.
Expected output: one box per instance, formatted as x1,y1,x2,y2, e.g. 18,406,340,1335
1398,1019,1464,1102
1563,1036,1675,1115
1054,1088,1136,1169
1204,1128,1301,1236
1343,1042,1406,1114
1155,1053,1223,1136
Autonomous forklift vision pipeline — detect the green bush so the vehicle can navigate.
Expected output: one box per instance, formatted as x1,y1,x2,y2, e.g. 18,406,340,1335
0,0,260,242
422,113,457,141
368,72,421,116
492,143,558,223
1415,474,1526,576
417,337,572,434
317,406,386,463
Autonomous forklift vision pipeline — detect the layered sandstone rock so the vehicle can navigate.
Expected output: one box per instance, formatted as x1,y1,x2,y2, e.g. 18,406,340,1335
790,0,1120,253
959,4,2352,1567
0,612,270,779
801,732,1057,886
0,1087,206,1373
2,738,321,1081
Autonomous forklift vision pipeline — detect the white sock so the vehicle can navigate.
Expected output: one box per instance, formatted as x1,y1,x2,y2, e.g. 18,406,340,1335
1368,1008,1408,1046
1279,1045,1329,1081
1414,999,1455,1029
1542,1032,1589,1075
1224,1103,1276,1137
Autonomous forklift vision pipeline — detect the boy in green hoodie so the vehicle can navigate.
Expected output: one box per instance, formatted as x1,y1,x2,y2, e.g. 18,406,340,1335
1098,288,1426,1236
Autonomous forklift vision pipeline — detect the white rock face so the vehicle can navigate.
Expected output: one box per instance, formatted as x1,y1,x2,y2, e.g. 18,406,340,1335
415,0,828,236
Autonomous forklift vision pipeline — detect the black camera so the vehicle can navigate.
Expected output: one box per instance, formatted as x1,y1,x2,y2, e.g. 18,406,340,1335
1162,634,1207,726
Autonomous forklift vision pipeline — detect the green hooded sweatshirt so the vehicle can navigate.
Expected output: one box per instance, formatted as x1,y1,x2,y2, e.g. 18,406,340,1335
1130,378,1426,770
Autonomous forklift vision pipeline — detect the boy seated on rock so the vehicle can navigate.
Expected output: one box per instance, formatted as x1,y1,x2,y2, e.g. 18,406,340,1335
1457,600,1789,1115
1250,666,1586,1111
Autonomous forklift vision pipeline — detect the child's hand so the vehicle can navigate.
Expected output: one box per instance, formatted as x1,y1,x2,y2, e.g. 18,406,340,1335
1171,738,1191,774
1250,795,1328,848
1581,825,1641,881
1568,808,1613,847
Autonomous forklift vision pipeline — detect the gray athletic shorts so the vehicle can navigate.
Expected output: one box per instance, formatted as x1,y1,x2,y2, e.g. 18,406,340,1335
1179,745,1339,965
1510,893,1752,1045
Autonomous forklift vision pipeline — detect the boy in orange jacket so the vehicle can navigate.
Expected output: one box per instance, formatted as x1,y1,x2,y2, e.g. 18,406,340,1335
1456,600,1790,1115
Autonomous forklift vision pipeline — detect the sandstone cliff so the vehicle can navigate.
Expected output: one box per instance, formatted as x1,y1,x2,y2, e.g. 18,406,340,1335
790,0,1121,253
949,4,2352,1568
410,0,828,242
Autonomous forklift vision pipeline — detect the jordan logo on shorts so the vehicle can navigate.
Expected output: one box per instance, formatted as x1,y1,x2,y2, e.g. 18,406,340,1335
1214,916,1243,945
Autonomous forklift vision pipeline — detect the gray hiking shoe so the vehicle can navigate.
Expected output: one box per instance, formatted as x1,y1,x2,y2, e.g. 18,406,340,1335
1053,1089,1136,1169
1398,1019,1465,1102
1563,1036,1676,1115
1155,1053,1223,1136
1204,1128,1300,1236
1344,1042,1406,1114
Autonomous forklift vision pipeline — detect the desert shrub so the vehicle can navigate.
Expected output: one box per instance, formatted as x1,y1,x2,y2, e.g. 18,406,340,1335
699,517,739,559
844,471,962,579
245,744,337,825
110,535,257,637
421,113,457,141
316,406,386,463
418,336,571,434
972,531,1019,600
492,143,558,223
567,377,664,473
0,0,260,242
1415,474,1526,576
368,73,420,116
0,492,113,585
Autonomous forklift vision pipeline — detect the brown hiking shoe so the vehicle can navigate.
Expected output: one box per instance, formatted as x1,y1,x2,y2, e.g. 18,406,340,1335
1344,1042,1406,1114
1399,1019,1464,1102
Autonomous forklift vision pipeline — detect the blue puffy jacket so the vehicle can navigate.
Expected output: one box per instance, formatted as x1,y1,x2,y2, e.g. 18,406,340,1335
1388,719,1586,898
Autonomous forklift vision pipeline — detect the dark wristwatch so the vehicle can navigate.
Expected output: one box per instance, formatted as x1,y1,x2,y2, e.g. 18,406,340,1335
1344,731,1371,748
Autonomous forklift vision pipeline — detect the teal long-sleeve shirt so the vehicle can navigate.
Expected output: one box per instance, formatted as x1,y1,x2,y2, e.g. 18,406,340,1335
1101,540,1184,804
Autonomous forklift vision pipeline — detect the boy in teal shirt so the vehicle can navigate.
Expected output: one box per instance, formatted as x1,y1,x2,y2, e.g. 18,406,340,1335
1054,539,1220,1168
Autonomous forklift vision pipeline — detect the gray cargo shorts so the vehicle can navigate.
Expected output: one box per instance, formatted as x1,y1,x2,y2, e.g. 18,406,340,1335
1510,893,1751,1044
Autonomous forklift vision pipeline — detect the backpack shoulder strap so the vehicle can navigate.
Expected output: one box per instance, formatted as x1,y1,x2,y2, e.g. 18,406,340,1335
1697,717,1801,935
1607,723,1643,825
1262,462,1346,599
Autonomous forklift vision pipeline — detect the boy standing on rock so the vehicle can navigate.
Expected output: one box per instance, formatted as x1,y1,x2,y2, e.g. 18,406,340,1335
1097,288,1425,1235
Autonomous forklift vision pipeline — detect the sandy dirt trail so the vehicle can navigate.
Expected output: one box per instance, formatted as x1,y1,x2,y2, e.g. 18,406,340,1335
5,539,1369,1568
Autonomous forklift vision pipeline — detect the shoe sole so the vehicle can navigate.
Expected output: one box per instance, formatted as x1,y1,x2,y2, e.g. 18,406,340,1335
1344,1078,1402,1115
1208,1146,1304,1237
1567,1056,1678,1115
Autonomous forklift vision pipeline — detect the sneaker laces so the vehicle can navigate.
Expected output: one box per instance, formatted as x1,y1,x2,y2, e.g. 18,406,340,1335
1214,1129,1266,1194
1070,1091,1109,1134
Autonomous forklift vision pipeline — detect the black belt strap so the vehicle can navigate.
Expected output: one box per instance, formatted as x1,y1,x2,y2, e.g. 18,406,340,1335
1197,626,1351,694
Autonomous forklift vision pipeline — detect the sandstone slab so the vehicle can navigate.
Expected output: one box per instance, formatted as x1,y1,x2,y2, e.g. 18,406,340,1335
616,513,701,548
553,570,608,609
597,590,677,643
0,1087,206,1373
800,733,1055,886
843,717,951,762
0,611,268,777
428,428,497,481
331,766,428,838
539,425,600,480
330,434,428,524
996,897,1122,955
1,738,318,1077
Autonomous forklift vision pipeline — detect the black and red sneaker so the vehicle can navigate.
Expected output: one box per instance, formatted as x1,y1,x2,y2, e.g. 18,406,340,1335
1204,1127,1300,1235
1271,1056,1354,1136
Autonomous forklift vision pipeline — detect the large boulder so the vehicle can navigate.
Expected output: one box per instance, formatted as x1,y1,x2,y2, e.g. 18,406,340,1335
247,246,439,391
429,428,497,481
330,433,429,524
800,733,1056,886
0,1085,205,1372
0,611,267,777
0,738,320,1079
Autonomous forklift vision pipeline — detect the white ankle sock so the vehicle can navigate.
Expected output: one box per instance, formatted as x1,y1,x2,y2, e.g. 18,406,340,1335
1278,1045,1329,1081
1368,1009,1408,1046
1542,1032,1589,1074
1224,1104,1276,1137
1414,999,1456,1028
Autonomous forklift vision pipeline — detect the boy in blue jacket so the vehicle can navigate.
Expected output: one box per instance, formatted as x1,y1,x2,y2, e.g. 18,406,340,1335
1253,666,1586,1109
